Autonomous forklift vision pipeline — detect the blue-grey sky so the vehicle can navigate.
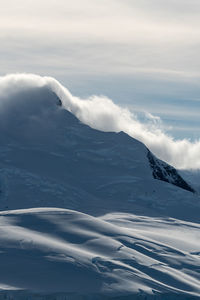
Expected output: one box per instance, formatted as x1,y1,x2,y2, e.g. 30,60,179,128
1,0,200,140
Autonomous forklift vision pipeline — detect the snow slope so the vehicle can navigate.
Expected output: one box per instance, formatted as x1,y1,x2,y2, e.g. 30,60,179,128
0,85,198,222
0,78,199,299
0,207,199,299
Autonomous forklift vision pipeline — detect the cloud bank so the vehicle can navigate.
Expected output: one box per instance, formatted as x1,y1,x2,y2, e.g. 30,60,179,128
0,73,200,170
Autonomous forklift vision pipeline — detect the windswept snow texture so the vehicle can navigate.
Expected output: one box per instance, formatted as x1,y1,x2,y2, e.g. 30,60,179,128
0,208,199,299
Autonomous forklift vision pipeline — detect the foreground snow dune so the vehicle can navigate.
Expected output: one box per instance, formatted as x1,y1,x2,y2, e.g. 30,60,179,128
0,207,199,299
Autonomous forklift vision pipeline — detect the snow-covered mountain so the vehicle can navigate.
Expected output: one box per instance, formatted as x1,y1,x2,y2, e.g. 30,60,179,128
0,81,199,299
0,85,198,220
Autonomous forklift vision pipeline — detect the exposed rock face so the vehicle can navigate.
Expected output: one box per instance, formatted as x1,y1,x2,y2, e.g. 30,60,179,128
147,150,195,193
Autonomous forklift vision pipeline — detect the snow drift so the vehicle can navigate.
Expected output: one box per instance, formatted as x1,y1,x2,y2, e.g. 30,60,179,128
0,207,199,299
0,73,200,170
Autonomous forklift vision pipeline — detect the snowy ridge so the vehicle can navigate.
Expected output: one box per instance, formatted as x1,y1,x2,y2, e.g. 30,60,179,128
1,73,200,169
0,208,199,299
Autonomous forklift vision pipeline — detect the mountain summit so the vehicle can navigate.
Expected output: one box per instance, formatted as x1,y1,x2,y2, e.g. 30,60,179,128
0,84,197,221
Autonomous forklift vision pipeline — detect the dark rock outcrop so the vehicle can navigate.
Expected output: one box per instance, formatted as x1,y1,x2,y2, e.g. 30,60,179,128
147,150,195,193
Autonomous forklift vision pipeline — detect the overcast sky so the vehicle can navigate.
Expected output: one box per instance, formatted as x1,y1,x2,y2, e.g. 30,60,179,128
1,0,200,139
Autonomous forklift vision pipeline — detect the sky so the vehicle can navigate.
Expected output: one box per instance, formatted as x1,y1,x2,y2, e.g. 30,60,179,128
1,0,200,140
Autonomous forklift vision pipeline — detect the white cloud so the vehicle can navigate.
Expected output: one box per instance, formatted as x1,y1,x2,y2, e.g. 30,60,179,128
0,73,200,170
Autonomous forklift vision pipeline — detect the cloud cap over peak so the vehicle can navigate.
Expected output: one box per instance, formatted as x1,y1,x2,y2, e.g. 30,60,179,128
0,73,200,170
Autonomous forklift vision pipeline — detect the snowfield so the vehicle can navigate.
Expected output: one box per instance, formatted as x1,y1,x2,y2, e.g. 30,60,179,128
0,74,199,299
0,208,199,299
